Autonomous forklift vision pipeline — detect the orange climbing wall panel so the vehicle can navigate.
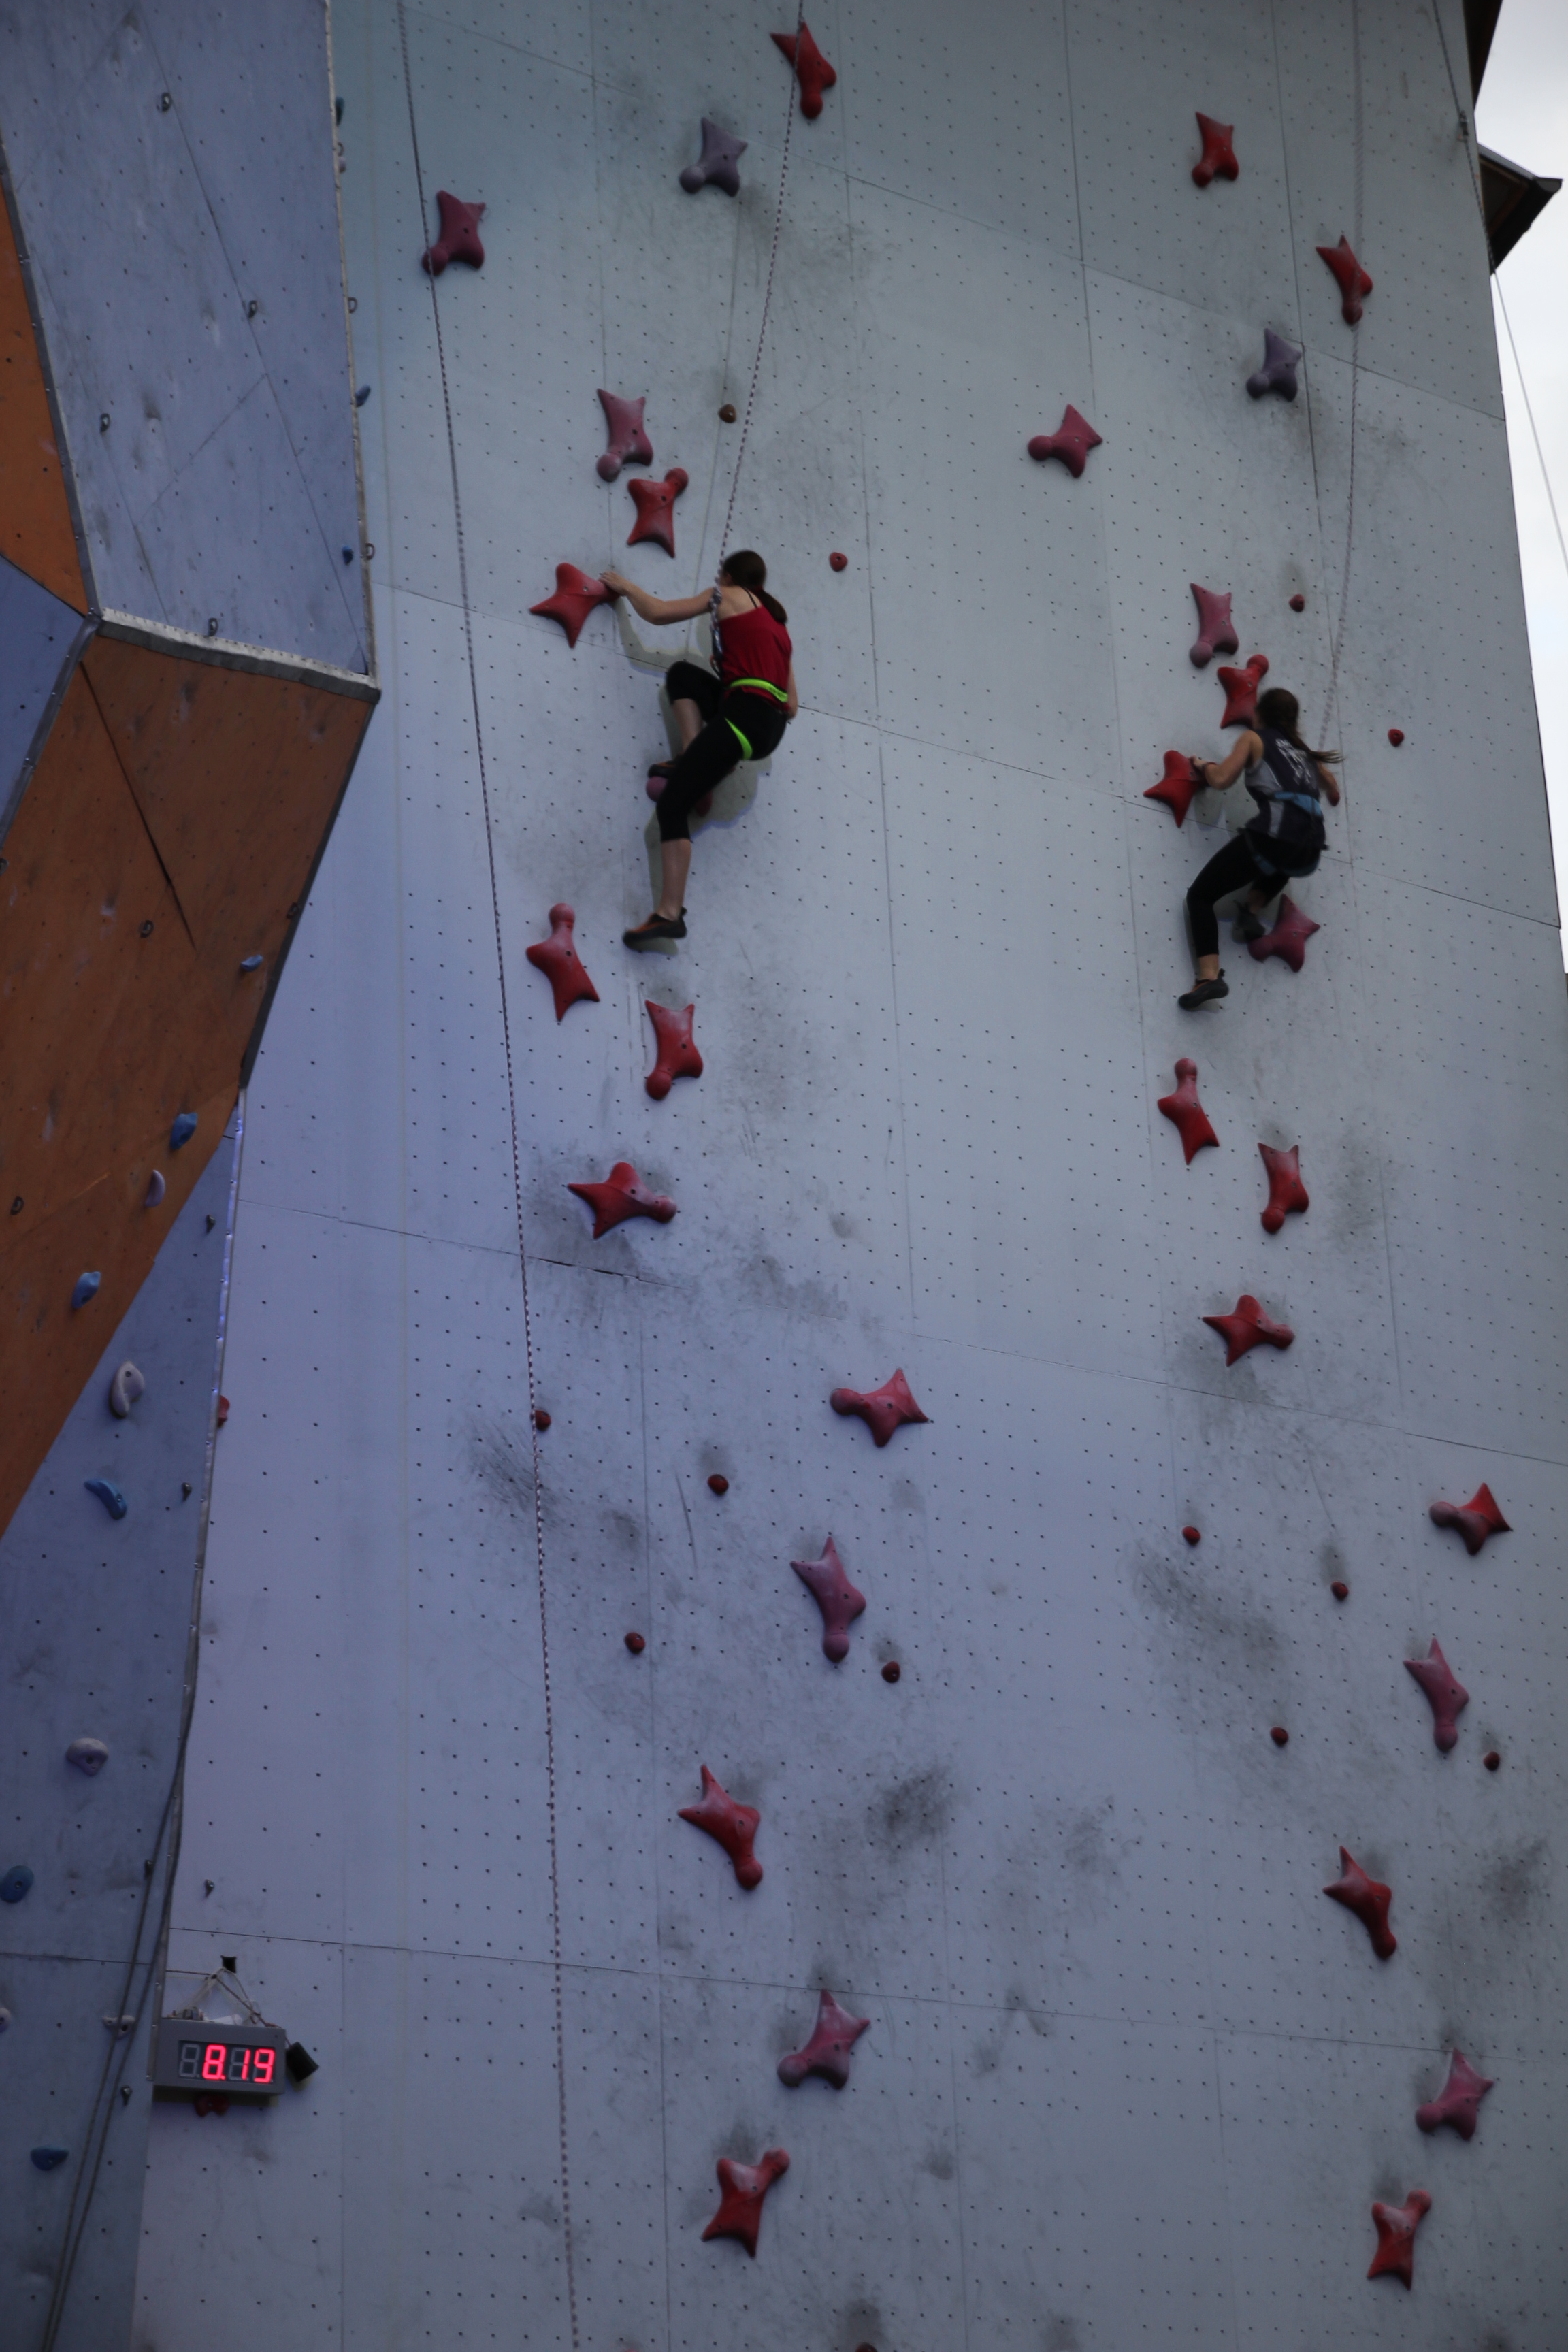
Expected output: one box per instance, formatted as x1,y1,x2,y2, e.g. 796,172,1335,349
0,189,86,610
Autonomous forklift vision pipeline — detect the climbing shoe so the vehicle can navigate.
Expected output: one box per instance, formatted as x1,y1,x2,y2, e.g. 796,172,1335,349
623,911,687,949
1232,906,1266,943
1178,972,1229,1011
647,761,674,784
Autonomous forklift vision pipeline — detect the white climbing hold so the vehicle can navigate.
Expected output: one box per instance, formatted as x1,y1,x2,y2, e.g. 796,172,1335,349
109,1362,145,1418
0,2008,10,2031
144,1170,166,1207
67,1737,109,1776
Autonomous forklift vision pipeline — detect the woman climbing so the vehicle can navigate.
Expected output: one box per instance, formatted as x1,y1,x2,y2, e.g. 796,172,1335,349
600,551,797,949
1177,688,1341,1009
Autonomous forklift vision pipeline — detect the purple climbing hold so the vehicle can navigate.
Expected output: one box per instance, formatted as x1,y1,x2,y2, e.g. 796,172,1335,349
421,191,486,276
144,1170,166,1207
680,118,747,196
84,1477,128,1520
597,389,653,483
170,1111,198,1150
1246,329,1303,402
71,1271,101,1311
778,1990,872,2088
1,1865,35,1903
66,1737,110,1776
791,1535,866,1663
31,2146,69,2172
1190,584,1239,669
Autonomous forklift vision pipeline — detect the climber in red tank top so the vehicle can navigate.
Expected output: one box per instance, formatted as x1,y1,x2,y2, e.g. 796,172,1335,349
600,551,798,949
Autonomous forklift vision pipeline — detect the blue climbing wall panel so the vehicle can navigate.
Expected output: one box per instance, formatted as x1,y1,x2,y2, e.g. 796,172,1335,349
0,551,84,832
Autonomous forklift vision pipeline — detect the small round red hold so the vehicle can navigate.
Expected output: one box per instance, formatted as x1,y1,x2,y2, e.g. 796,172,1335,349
829,551,848,572
1182,1526,1200,1546
1289,593,1305,611
1484,1750,1501,1771
534,1408,551,1431
216,1396,230,1427
1270,1725,1288,1746
1330,1580,1350,1600
881,1661,901,1684
719,403,736,422
708,1473,729,1495
625,1631,646,1654
1388,728,1404,746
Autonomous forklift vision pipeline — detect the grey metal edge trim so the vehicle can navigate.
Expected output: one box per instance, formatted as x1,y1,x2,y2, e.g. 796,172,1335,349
97,608,380,701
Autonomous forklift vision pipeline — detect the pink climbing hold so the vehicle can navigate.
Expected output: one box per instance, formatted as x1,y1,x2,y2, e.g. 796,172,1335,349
1192,112,1239,188
679,1765,762,1889
1247,896,1319,973
1367,2192,1429,2289
1144,749,1200,827
1324,1846,1396,1959
645,1000,702,1099
829,551,848,571
526,903,600,1022
1405,1637,1469,1753
830,1369,928,1448
1429,1483,1509,1556
1203,1295,1294,1367
791,1535,866,1664
1217,651,1269,726
1158,1058,1218,1164
596,389,653,483
568,1162,676,1239
1388,728,1405,746
1258,1143,1309,1232
778,1989,871,2088
772,22,836,118
680,117,747,197
702,2148,790,2255
530,564,613,649
627,468,689,557
1190,584,1239,669
1028,405,1102,478
1318,234,1373,325
1416,2049,1494,2140
421,191,485,275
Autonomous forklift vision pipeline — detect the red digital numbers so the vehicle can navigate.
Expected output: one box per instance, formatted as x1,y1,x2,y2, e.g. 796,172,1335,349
202,2044,227,2081
252,2046,276,2085
180,2034,278,2089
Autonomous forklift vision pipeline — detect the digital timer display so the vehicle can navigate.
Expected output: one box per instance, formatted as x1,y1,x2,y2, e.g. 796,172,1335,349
153,2019,289,2097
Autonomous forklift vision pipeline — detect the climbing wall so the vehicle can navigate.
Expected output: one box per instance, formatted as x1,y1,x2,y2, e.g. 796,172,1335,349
133,1,1568,2347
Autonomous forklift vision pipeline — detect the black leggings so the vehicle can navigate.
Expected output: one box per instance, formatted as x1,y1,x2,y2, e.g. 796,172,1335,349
1186,834,1273,960
655,659,788,842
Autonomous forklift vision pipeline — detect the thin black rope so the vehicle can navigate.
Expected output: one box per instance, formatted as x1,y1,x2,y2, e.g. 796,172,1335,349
396,14,580,2349
1319,0,1363,749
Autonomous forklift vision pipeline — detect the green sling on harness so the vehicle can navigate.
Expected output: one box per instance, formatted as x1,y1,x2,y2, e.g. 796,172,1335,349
724,676,789,760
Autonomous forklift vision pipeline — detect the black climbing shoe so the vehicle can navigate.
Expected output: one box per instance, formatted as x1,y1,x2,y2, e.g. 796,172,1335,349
623,911,687,949
1178,972,1229,1011
647,761,674,785
1232,906,1266,943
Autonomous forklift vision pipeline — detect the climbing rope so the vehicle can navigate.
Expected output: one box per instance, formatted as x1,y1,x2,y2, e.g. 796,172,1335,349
1318,0,1364,751
396,14,581,2349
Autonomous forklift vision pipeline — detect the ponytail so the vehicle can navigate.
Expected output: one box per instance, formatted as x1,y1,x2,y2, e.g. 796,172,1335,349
1257,686,1339,767
721,549,788,627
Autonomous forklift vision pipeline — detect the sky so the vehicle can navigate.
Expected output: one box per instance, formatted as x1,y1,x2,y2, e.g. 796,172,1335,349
1474,0,1568,960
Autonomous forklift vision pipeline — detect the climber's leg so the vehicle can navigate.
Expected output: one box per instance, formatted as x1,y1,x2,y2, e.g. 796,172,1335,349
1185,836,1267,981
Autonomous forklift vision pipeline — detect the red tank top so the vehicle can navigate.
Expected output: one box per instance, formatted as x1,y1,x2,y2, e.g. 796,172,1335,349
715,597,791,693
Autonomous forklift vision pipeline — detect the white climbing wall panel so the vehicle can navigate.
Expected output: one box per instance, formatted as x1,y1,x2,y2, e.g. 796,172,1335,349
133,1,1568,2347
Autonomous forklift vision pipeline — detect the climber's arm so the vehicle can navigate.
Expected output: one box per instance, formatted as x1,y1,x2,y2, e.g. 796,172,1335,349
1197,730,1260,791
600,571,712,626
1317,760,1342,807
785,665,798,722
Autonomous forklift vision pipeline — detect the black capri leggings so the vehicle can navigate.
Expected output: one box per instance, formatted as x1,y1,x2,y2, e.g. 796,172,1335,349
1185,834,1273,960
655,659,788,843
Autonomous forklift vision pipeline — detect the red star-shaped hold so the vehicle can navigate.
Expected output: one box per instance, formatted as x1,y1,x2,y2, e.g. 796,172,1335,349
702,2148,790,2255
644,1000,702,1100
596,389,653,483
627,468,689,557
1318,234,1373,325
778,1990,871,2088
1416,2048,1494,2140
1192,112,1239,188
1247,896,1320,973
830,1368,928,1447
568,1161,676,1239
1158,1058,1218,1164
1367,2191,1429,2289
1144,749,1200,826
791,1534,866,1663
531,563,613,649
1027,404,1103,478
679,1765,762,1889
1405,1637,1469,1753
1217,650,1269,725
1258,1143,1308,1232
526,902,599,1022
422,190,485,275
1324,1846,1396,1959
772,22,836,117
1203,1294,1293,1367
1190,583,1239,668
1428,1482,1509,1556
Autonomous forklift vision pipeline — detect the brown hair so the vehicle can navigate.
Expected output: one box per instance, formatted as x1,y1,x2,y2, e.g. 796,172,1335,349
1257,687,1338,766
721,549,787,627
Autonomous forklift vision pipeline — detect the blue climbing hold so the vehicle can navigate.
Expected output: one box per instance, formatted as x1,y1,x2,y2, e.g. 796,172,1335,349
342,546,355,565
1,1865,35,1904
240,953,264,973
170,1111,197,1150
355,383,372,406
84,1478,128,1520
31,2147,69,2172
70,1271,101,1311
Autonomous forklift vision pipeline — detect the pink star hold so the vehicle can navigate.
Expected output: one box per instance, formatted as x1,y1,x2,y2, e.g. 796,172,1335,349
530,563,613,649
421,190,485,275
679,1765,762,1889
1318,234,1373,326
1429,1483,1509,1557
627,468,689,557
1324,1846,1396,1959
644,1000,702,1100
791,1535,866,1663
1258,1143,1309,1232
525,904,599,1022
1247,896,1320,974
1217,650,1269,725
772,22,836,118
1416,2048,1494,2140
1405,1637,1469,1753
778,1990,871,2088
702,2148,789,2255
830,1368,928,1447
1203,1294,1293,1367
1367,2191,1429,2289
1144,749,1200,826
1190,583,1239,669
1192,112,1239,188
1027,404,1102,478
596,389,653,483
1158,1059,1218,1164
568,1161,676,1239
